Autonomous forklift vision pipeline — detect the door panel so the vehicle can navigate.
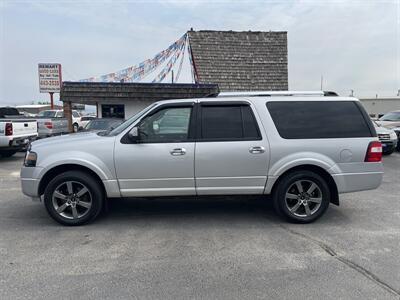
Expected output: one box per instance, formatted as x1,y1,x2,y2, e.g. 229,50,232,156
115,142,195,197
114,104,195,197
195,141,269,194
194,102,269,195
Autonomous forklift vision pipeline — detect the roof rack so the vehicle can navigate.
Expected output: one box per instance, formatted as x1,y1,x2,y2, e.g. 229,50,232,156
217,91,338,97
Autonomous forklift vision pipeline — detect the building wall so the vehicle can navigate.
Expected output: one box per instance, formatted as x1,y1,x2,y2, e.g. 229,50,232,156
359,98,400,117
188,30,288,91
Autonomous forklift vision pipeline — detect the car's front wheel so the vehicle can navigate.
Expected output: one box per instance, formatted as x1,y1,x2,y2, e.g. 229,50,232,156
273,170,330,223
43,171,104,226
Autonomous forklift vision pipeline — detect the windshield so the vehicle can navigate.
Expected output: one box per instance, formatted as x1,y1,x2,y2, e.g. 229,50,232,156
106,103,157,136
379,112,400,121
37,110,56,118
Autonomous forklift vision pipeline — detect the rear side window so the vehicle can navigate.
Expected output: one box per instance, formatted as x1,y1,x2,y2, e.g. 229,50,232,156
267,101,373,139
200,104,261,140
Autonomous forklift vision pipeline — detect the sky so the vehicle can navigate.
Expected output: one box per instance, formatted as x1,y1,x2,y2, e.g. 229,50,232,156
0,0,399,107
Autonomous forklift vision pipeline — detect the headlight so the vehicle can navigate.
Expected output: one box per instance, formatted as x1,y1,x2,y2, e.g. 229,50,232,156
390,132,398,140
24,151,37,167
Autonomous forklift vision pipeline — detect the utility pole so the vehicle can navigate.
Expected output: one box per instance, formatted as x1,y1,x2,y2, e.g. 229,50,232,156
350,90,354,97
49,92,54,109
171,70,174,84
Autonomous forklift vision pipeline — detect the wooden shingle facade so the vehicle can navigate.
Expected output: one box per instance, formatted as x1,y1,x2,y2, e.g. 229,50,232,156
61,82,219,105
188,30,288,91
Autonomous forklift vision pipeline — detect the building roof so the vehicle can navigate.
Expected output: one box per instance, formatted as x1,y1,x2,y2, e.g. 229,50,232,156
60,82,219,104
16,104,51,108
188,30,288,92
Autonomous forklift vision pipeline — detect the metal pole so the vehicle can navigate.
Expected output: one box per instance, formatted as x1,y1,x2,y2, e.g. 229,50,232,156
171,70,174,84
320,75,323,91
49,92,54,109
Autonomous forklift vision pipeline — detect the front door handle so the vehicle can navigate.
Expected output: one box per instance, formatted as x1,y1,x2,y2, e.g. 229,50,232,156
249,146,265,154
170,148,186,156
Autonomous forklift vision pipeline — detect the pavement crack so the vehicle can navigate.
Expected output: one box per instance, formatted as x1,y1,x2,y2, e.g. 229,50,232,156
279,225,400,297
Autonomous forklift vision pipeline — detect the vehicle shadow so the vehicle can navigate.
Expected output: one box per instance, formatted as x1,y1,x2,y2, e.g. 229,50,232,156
100,195,347,226
104,196,277,222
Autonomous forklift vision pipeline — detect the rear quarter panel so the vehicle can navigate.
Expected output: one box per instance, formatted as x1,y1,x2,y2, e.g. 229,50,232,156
250,97,383,194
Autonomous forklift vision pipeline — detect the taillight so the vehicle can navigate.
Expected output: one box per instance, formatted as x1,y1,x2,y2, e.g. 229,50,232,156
365,141,382,162
44,121,53,129
5,123,13,136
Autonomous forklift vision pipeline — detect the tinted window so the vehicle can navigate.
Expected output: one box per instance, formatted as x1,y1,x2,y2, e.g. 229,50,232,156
139,107,192,142
267,101,373,139
200,105,261,140
72,111,79,117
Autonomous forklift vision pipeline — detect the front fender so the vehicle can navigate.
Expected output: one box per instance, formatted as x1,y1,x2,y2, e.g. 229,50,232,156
37,151,115,180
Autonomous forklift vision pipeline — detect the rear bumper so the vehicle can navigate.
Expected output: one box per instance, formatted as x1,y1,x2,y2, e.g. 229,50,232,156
0,134,37,149
332,171,383,193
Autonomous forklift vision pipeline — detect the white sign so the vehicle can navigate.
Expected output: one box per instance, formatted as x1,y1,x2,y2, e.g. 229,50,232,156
38,63,62,93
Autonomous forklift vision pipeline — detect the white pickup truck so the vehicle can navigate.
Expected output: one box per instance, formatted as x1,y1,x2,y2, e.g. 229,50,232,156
0,107,38,157
37,109,83,134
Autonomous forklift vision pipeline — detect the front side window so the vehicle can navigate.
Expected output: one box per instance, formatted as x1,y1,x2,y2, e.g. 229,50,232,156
138,107,192,142
200,104,261,140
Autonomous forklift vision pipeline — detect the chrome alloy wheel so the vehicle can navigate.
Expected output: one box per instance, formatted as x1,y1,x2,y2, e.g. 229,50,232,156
52,181,92,220
285,180,322,217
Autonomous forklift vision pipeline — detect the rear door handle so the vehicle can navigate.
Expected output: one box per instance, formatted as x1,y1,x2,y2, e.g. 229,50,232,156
170,148,186,156
249,146,265,154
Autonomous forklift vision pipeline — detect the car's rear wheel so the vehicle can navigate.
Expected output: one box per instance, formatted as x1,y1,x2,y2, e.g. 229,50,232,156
73,123,79,133
43,171,104,226
273,170,330,223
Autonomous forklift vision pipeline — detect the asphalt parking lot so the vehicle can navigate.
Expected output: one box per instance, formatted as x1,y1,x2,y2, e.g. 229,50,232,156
0,153,399,299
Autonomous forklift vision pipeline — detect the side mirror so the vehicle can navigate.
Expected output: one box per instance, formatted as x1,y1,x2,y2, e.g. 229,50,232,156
128,126,139,142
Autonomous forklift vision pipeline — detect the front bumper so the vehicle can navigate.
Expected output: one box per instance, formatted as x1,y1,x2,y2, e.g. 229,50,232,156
20,166,44,200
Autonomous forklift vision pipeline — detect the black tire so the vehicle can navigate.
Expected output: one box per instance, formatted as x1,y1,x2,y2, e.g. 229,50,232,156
273,170,330,223
43,171,104,226
0,150,17,158
383,149,394,155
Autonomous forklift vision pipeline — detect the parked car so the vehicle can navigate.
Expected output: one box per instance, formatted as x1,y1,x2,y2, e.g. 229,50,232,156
375,110,400,128
36,110,69,138
83,118,124,132
21,91,383,226
37,110,83,133
0,107,38,157
80,115,96,128
392,127,400,151
373,122,398,155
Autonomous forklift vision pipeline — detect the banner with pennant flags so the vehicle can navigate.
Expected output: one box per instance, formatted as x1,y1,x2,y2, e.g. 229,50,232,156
80,33,189,83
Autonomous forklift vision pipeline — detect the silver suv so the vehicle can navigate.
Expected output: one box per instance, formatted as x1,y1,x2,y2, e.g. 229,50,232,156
21,91,383,225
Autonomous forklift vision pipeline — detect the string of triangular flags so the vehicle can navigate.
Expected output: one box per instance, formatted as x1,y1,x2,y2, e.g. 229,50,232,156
80,33,188,83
